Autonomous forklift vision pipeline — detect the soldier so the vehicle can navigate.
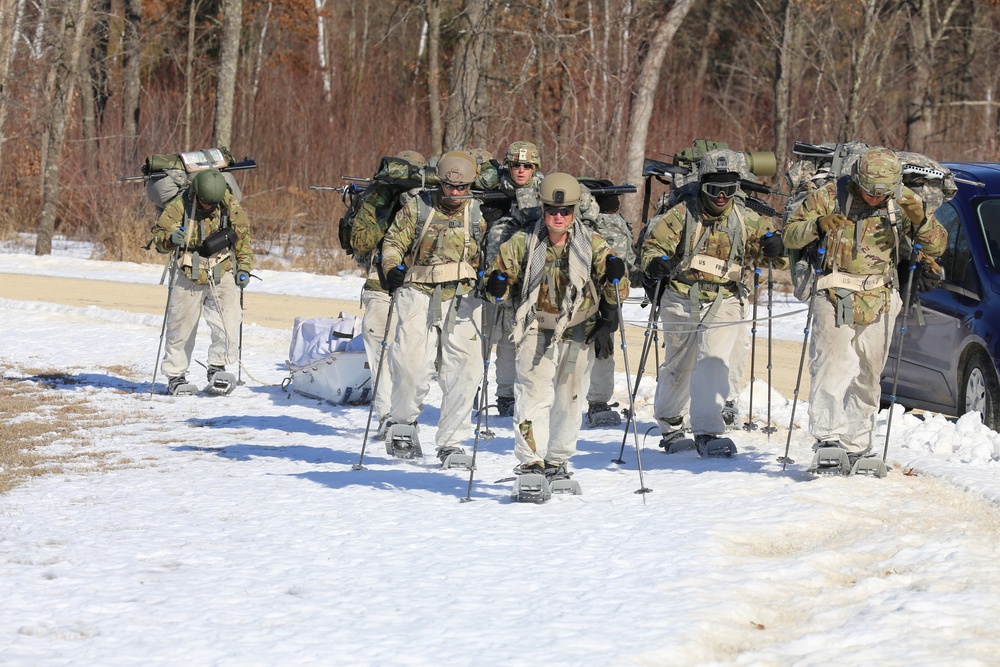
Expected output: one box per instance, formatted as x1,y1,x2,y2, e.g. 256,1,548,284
485,141,545,417
151,168,253,396
349,150,426,432
379,151,487,463
577,178,637,427
641,149,785,457
783,147,947,467
487,173,629,479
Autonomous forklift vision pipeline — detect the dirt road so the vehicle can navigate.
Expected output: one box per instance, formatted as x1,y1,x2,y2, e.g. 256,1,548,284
0,273,808,399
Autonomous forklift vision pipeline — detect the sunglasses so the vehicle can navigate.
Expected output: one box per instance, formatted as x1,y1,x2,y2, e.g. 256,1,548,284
509,162,534,170
544,205,573,217
701,182,739,198
441,183,470,192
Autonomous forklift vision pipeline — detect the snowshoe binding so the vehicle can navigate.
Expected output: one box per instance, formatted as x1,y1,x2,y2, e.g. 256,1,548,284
659,419,695,454
807,444,852,476
586,401,621,428
511,462,550,503
722,401,739,431
438,445,473,470
694,434,737,458
544,461,581,496
495,396,515,417
384,422,422,460
166,375,198,397
204,364,237,396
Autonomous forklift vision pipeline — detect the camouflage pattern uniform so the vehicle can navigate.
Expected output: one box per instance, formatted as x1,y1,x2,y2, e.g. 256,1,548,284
493,222,629,467
151,189,252,379
380,190,486,454
641,190,783,440
783,149,947,454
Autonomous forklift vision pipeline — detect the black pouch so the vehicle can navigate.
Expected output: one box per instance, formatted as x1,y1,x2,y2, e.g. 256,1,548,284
201,227,238,256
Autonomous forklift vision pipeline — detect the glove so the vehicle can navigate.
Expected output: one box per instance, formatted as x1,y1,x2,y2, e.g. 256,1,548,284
605,256,626,283
897,192,925,223
645,255,674,279
235,270,250,289
916,259,944,292
759,231,784,258
486,270,509,299
170,228,186,247
586,300,619,360
817,213,851,235
642,275,663,305
385,265,407,293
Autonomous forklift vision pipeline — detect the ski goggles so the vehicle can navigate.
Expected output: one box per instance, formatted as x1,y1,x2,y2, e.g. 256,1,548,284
543,205,574,217
701,181,739,198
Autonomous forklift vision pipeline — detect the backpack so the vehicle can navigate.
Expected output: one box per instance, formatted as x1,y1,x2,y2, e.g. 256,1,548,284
144,147,242,215
783,141,957,300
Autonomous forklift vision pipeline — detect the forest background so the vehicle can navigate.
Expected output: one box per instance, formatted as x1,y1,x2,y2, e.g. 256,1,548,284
0,0,998,274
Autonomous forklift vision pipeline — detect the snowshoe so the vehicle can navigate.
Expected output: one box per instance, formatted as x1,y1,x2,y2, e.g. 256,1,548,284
695,434,737,458
204,365,237,396
659,427,695,454
384,422,422,460
511,463,550,503
495,396,515,417
166,375,198,397
722,401,739,431
850,453,888,478
586,401,621,428
438,445,473,470
543,462,581,495
807,445,852,476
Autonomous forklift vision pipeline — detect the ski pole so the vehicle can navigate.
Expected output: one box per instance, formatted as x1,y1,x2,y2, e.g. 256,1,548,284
614,281,652,499
352,290,397,471
779,249,825,469
462,288,505,502
882,244,921,463
743,267,761,432
762,258,777,436
149,248,180,397
238,288,244,386
613,276,663,464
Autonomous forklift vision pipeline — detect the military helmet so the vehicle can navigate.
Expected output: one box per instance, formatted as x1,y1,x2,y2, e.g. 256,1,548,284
698,149,745,182
436,151,478,186
395,150,427,168
191,169,228,205
466,147,493,166
504,141,541,168
852,147,902,199
539,172,581,206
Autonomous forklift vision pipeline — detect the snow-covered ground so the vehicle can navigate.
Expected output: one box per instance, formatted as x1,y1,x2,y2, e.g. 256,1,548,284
2,240,1000,665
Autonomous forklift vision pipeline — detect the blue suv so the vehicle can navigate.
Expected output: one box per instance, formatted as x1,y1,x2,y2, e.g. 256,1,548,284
881,163,1000,430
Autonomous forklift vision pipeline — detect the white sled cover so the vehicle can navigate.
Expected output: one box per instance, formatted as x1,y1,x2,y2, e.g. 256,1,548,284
286,313,371,405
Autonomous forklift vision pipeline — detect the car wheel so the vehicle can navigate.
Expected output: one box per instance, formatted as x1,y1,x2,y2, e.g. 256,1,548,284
960,350,1000,431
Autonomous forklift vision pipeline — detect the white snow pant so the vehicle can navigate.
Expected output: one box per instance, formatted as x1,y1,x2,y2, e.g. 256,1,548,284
586,355,615,404
387,287,483,452
485,300,517,399
728,323,750,410
361,289,397,421
653,288,747,437
161,272,242,379
513,328,595,465
807,291,901,454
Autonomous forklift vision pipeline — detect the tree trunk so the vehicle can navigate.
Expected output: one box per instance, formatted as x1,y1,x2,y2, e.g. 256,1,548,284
314,0,333,112
213,0,242,148
0,0,26,166
772,0,794,177
37,0,92,256
905,0,963,152
443,0,494,151
621,0,696,232
121,0,141,163
426,0,442,156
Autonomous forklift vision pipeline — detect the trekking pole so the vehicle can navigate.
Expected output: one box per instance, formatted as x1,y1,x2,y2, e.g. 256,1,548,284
149,249,180,397
462,290,505,502
352,292,397,471
779,248,825,469
743,267,762,432
882,244,921,464
614,281,653,499
762,259,777,436
613,277,663,464
238,289,245,386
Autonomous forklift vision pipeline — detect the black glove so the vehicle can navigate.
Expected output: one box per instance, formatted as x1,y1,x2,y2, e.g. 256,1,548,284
916,261,943,293
642,274,663,305
645,255,673,279
586,300,619,360
605,255,626,283
235,270,251,289
759,231,784,258
486,270,509,299
385,265,407,293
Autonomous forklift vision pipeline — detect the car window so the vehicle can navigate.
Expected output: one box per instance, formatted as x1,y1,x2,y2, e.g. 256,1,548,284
936,201,970,283
978,199,1000,274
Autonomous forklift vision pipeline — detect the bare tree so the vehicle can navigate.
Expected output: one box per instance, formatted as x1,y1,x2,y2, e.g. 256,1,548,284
121,0,142,162
904,0,963,152
213,0,242,148
443,0,495,150
426,0,442,156
621,0,696,229
772,0,794,175
0,0,27,166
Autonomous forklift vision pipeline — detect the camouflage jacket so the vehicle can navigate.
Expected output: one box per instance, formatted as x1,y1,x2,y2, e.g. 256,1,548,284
783,181,947,324
351,183,418,293
640,194,785,300
151,190,252,286
493,224,629,340
381,191,486,301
